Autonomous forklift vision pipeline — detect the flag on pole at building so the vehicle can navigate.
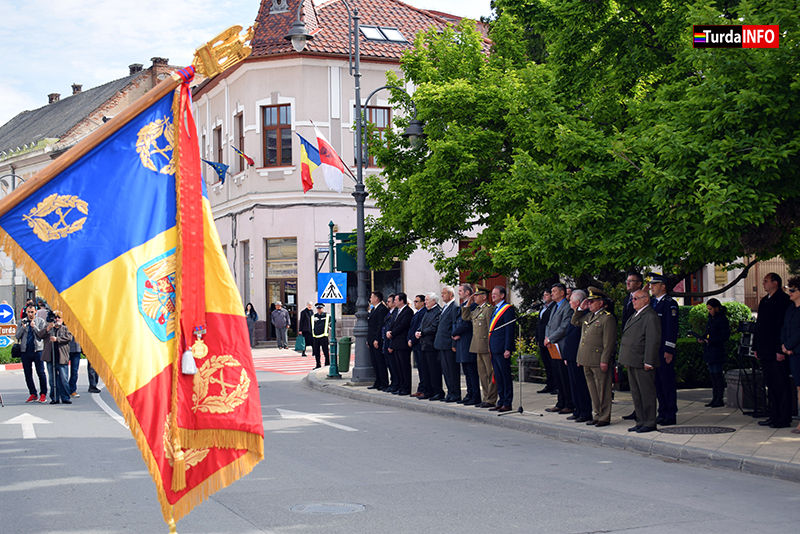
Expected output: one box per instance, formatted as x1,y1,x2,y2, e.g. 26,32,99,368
231,146,254,167
312,123,353,193
201,159,230,184
296,132,320,193
0,66,263,529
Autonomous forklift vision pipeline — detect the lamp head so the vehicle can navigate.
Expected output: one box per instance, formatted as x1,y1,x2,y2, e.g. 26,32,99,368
284,19,313,52
402,118,425,148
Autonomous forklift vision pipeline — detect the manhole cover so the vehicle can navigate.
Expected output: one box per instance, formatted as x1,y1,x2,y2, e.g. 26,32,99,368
291,503,365,515
659,426,736,435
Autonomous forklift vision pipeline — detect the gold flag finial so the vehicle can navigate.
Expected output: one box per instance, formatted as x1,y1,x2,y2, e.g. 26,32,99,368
192,24,257,79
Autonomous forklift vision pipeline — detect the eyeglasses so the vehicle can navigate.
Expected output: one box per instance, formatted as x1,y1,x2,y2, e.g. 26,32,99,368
625,279,640,283
632,296,648,301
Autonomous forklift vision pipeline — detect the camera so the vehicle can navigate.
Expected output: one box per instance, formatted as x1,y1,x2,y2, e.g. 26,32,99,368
46,309,57,323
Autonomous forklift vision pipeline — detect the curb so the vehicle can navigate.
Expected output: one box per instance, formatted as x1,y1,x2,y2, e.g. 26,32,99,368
305,372,800,485
0,363,23,372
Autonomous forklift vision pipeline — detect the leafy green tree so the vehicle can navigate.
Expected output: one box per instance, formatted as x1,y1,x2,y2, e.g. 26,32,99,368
366,1,800,293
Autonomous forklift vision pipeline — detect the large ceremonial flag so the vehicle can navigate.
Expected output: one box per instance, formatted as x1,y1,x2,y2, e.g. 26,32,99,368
312,124,350,193
296,132,320,193
0,67,263,528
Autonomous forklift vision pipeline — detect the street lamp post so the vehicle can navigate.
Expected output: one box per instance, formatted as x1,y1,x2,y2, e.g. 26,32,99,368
286,0,424,384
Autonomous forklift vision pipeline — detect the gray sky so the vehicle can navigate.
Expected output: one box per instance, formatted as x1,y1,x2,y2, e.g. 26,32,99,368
0,0,492,125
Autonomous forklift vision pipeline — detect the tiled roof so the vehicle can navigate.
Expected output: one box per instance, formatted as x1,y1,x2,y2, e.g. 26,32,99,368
0,74,140,155
250,0,454,60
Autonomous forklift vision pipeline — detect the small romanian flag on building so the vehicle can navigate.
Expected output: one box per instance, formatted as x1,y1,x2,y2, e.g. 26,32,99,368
0,67,263,528
296,132,320,193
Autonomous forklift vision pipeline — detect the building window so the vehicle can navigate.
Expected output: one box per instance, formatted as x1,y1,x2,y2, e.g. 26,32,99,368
355,106,391,167
262,104,292,167
235,113,244,174
213,126,223,164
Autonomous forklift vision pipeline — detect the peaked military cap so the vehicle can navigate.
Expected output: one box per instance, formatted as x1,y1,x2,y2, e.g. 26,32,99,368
586,286,608,300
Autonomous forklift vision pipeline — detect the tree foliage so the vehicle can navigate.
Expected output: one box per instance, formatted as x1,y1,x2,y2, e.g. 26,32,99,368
366,0,800,290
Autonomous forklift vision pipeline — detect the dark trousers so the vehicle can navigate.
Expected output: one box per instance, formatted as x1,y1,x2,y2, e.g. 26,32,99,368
462,361,480,401
655,353,678,420
312,337,330,367
552,358,574,410
539,344,555,390
369,342,389,388
47,361,70,402
423,349,443,396
395,349,412,394
385,349,399,387
762,357,794,425
412,346,426,392
440,349,461,398
303,333,314,355
22,350,47,396
87,361,99,389
68,352,81,395
492,352,513,408
566,360,592,419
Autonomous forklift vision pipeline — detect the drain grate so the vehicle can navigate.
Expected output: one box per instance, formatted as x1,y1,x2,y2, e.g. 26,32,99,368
659,426,736,435
291,503,365,515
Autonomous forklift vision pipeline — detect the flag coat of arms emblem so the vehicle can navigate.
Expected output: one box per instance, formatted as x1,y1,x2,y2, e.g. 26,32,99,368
0,67,264,527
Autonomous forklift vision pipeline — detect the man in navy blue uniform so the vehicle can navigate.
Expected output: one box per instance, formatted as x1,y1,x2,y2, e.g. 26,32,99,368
387,293,414,396
407,295,428,397
489,286,516,413
647,273,679,426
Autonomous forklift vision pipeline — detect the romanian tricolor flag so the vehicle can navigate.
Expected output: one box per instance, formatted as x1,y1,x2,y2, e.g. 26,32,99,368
296,132,320,193
0,67,263,529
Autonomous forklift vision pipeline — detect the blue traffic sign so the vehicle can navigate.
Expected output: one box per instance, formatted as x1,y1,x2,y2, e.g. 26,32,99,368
317,273,347,304
0,303,13,324
0,336,12,348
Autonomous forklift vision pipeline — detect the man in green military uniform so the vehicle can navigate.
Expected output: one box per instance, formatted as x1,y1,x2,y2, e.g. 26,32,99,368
312,303,330,369
572,287,617,427
463,285,497,408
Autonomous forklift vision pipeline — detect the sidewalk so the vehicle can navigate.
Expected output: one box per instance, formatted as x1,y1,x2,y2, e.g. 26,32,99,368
306,362,800,484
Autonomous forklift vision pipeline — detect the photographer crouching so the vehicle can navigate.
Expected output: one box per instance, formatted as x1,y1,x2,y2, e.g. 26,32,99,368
40,310,74,404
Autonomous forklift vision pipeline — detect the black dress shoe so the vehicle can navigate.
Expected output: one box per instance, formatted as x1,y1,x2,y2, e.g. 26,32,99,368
595,420,610,427
50,400,60,404
367,385,380,390
567,415,579,420
770,422,791,429
497,405,512,413
87,387,101,393
464,398,481,406
61,400,72,404
391,390,401,395
537,387,553,394
558,407,573,414
396,391,411,396
575,417,591,423
549,389,559,395
456,398,468,404
428,394,444,401
384,387,397,393
628,425,642,432
488,405,501,411
659,419,677,426
636,426,657,433
758,419,774,426
446,397,461,403
622,411,637,420
586,419,598,425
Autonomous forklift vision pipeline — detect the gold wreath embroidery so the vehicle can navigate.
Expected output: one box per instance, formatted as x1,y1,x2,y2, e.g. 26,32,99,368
192,354,250,414
136,117,175,175
23,194,88,242
163,414,209,468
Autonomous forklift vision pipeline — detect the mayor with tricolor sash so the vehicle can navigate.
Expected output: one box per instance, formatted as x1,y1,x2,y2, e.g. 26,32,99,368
0,26,262,532
488,286,516,413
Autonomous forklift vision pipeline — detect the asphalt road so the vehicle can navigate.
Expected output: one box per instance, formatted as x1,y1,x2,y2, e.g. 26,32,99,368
1,367,799,534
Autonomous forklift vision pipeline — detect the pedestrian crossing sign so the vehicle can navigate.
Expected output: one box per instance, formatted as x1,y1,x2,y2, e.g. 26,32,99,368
318,273,347,303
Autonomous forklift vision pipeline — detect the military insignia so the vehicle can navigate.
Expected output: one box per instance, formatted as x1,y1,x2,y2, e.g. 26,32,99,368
137,249,176,342
23,193,88,242
163,414,209,469
191,338,209,359
136,117,175,174
192,354,250,414
671,308,677,316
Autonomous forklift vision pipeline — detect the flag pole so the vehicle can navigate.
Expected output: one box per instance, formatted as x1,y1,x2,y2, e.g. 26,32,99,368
0,75,182,219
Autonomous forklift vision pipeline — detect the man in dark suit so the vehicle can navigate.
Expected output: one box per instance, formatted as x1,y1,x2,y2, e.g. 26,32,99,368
453,284,479,405
435,286,461,402
489,286,516,413
543,282,574,415
416,293,442,399
367,291,389,390
387,293,414,395
618,290,661,433
408,295,428,397
647,273,679,426
621,272,644,420
755,273,793,428
537,290,556,394
381,294,398,392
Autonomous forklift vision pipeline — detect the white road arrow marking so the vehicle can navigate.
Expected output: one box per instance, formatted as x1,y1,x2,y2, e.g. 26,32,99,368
276,408,357,432
1,413,52,439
